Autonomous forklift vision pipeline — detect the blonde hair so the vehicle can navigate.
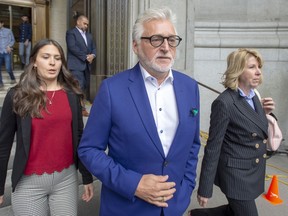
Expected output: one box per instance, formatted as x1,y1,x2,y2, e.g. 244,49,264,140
222,48,263,90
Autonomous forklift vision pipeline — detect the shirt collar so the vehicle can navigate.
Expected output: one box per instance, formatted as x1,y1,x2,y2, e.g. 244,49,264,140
76,26,85,34
139,64,174,85
238,88,255,99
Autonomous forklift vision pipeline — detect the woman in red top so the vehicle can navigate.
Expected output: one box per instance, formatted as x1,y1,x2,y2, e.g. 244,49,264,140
0,39,94,215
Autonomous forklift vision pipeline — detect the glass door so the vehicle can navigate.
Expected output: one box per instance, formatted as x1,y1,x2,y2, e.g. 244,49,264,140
0,3,31,69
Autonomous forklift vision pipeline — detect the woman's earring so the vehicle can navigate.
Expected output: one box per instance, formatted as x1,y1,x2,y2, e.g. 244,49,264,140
33,65,37,70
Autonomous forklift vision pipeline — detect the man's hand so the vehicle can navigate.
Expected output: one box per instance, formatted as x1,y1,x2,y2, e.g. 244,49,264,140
82,183,94,202
197,194,209,207
86,54,95,64
6,46,12,54
135,174,176,207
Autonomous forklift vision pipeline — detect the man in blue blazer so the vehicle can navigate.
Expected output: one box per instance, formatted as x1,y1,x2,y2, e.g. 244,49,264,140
66,15,96,115
78,7,201,216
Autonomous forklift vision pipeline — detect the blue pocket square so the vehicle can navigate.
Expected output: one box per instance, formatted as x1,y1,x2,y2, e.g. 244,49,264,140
190,108,198,117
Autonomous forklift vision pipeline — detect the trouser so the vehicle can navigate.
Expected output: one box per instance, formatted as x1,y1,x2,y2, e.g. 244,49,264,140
0,52,16,84
19,41,31,65
227,197,258,216
12,164,78,216
189,198,257,216
71,67,90,102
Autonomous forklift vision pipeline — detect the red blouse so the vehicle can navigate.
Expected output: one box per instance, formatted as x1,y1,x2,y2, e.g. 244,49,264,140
24,89,74,175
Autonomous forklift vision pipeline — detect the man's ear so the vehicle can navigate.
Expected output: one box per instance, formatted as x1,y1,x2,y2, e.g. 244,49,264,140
132,40,139,55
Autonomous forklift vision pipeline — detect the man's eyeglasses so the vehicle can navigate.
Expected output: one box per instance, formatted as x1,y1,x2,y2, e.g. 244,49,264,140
140,35,182,48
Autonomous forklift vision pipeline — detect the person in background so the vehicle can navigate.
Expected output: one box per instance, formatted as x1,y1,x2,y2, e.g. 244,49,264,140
78,7,201,216
0,20,16,90
194,48,275,216
66,15,97,117
19,15,32,69
0,39,94,216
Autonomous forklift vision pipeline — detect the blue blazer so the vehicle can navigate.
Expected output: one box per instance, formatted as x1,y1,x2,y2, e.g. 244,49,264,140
66,27,96,72
78,63,201,216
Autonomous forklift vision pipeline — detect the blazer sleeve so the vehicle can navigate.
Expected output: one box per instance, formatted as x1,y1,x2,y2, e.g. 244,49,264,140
66,29,88,62
87,33,97,57
78,80,142,200
197,98,229,198
73,94,93,185
0,89,17,195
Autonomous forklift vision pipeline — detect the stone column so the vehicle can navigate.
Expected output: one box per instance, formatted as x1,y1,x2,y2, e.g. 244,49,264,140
48,0,69,54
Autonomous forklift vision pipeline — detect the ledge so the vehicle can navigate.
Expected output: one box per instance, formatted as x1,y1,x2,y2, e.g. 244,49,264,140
195,21,288,48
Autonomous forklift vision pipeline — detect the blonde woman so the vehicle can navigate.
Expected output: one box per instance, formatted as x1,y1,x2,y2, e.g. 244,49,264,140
195,48,275,216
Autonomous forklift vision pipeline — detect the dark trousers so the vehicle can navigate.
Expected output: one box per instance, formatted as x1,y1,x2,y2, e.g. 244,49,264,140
227,198,258,216
71,67,90,101
189,204,231,216
189,198,258,216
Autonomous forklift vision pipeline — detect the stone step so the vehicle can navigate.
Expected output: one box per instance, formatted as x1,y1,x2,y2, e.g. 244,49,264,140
0,70,23,107
1,70,22,82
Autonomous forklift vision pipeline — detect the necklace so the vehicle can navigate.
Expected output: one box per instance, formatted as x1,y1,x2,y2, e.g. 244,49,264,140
47,91,56,105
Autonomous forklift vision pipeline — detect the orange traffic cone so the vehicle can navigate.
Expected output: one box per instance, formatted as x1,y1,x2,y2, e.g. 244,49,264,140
262,175,283,205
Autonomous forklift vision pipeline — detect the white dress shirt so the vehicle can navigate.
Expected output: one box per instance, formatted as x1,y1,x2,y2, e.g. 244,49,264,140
76,27,87,46
140,64,179,157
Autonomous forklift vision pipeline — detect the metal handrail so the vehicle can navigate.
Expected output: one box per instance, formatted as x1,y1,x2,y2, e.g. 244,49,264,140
197,81,221,95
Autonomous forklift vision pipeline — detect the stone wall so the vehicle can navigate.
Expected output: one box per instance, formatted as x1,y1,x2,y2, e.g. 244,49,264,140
193,0,288,145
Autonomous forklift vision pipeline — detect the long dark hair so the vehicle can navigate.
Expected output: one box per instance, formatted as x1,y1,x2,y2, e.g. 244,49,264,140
13,38,83,118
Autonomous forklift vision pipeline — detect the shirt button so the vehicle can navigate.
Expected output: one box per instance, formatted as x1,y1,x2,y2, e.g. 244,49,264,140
263,154,267,158
160,130,163,133
255,158,259,163
263,139,267,144
255,143,259,148
159,108,162,111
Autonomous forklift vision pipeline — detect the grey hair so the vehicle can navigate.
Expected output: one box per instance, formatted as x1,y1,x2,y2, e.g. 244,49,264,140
132,7,177,43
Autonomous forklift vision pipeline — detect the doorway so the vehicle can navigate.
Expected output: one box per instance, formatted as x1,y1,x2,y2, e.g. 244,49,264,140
0,3,31,69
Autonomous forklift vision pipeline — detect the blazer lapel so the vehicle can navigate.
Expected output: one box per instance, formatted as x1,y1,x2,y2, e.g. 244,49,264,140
230,90,268,135
66,91,78,152
128,64,165,158
74,28,87,48
165,74,184,158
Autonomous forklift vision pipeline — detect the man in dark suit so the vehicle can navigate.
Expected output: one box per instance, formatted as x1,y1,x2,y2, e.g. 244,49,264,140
18,15,32,69
195,48,275,216
66,15,96,116
78,7,201,216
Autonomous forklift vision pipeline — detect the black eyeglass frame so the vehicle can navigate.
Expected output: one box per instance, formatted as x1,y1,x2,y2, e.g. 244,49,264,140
140,35,182,48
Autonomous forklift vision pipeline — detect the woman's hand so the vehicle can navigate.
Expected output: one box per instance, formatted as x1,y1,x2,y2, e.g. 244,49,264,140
82,183,94,202
261,97,275,114
197,194,209,207
0,195,4,205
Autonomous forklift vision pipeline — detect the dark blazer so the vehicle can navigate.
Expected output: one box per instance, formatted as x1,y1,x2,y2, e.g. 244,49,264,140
66,27,96,72
0,88,93,195
198,88,268,201
78,63,201,216
19,22,32,42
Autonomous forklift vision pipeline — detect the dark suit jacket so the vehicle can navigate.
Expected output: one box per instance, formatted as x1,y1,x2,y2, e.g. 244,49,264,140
78,63,201,216
66,27,96,72
0,88,93,195
198,88,268,201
